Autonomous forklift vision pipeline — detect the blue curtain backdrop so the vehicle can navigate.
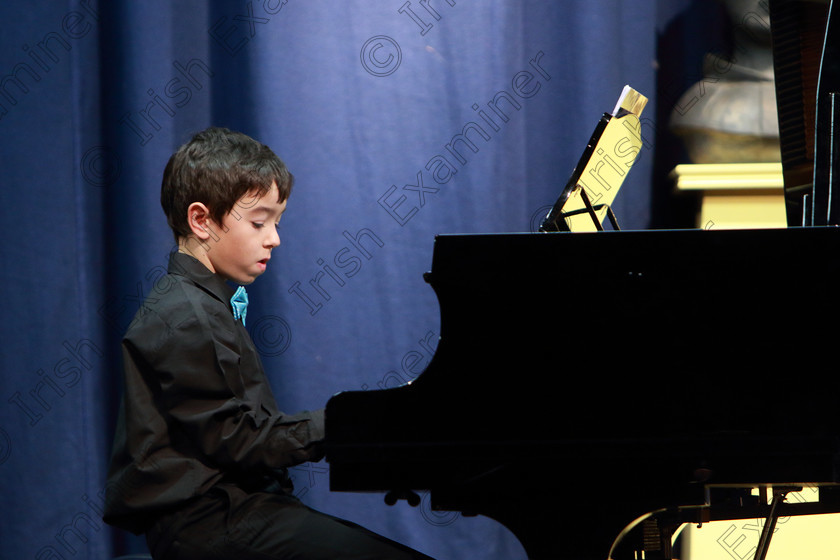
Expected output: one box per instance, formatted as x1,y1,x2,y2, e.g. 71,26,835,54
0,1,731,558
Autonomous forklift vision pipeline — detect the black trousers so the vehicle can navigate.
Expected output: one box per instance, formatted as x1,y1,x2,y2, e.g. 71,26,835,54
146,484,435,560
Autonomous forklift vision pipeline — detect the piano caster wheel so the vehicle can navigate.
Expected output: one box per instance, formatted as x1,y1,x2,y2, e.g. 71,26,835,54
384,490,421,507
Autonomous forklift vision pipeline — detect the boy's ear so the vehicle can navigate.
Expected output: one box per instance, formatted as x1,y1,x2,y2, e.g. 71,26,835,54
186,202,214,240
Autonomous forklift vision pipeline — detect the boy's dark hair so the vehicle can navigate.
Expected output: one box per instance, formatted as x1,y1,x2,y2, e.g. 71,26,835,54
161,127,294,241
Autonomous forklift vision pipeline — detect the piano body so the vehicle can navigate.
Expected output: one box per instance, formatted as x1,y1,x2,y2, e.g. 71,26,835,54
326,2,840,559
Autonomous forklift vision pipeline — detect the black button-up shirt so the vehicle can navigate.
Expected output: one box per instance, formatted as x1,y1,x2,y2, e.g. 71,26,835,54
104,252,325,534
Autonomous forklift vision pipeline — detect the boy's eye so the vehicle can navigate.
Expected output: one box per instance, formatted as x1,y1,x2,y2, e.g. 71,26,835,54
252,222,264,229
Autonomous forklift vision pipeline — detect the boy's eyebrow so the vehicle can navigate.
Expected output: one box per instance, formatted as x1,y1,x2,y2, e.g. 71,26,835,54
245,204,285,217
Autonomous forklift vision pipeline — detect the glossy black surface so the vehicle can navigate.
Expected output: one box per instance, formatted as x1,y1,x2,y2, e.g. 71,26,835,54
326,227,840,559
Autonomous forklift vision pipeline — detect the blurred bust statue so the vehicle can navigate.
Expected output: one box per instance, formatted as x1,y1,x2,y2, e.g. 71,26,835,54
669,0,781,163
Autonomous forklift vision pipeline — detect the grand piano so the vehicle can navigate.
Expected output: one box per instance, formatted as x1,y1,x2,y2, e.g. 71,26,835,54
325,2,840,559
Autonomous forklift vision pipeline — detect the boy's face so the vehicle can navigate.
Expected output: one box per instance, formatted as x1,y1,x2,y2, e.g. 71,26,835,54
202,182,287,285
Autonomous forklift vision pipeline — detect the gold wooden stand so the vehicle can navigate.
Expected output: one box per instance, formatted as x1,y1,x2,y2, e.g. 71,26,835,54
671,163,787,229
680,487,840,560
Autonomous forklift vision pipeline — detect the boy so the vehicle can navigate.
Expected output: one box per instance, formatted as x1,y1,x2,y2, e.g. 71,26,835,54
103,127,433,560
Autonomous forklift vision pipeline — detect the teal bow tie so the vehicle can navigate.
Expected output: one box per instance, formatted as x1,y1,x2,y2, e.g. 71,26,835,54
231,286,248,326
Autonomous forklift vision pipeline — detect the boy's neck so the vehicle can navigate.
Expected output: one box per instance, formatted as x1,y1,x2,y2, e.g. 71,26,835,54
178,236,216,274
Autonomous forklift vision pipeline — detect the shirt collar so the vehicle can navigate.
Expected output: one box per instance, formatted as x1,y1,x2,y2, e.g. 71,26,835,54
168,251,236,305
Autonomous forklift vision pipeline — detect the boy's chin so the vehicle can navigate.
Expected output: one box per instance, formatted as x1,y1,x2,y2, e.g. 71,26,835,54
217,263,266,285
223,272,260,285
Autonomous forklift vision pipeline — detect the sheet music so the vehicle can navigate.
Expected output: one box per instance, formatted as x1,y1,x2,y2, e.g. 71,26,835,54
542,85,648,232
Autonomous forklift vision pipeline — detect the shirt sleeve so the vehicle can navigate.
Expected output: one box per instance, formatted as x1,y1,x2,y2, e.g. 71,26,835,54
125,286,325,475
